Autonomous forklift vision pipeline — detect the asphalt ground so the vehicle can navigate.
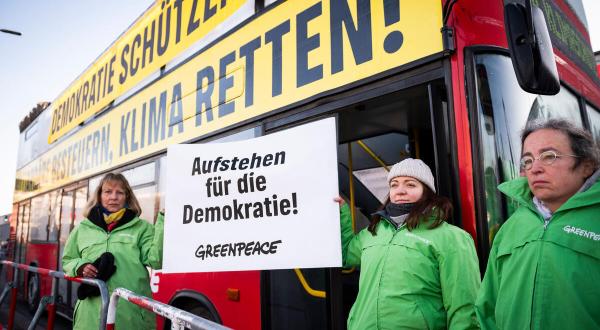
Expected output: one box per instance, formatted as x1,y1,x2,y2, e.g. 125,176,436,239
0,299,72,330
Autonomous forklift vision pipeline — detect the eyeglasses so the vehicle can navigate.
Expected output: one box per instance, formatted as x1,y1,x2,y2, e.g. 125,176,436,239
519,150,579,170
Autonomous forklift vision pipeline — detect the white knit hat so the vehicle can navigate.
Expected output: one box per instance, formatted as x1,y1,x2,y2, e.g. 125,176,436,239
386,158,436,193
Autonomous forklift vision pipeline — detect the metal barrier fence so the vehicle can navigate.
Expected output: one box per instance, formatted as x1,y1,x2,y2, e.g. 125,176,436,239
107,287,230,330
0,260,109,330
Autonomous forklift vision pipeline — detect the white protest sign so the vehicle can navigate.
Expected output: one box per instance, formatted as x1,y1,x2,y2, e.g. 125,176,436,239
163,118,341,273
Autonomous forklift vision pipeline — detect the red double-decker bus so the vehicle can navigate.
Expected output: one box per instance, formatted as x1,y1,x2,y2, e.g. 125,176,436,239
10,0,600,329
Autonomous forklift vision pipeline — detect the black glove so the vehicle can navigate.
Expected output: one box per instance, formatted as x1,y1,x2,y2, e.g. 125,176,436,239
77,252,117,300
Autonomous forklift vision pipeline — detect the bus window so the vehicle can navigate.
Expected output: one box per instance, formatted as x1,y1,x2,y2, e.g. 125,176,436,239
133,185,158,223
29,194,49,242
527,89,582,125
48,191,61,242
24,120,37,141
586,104,600,142
88,175,102,194
208,126,261,143
474,53,585,249
121,162,156,187
72,186,88,228
121,162,159,222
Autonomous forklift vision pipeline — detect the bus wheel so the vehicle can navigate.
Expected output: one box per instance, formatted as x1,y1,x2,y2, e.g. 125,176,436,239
27,272,41,313
164,301,218,330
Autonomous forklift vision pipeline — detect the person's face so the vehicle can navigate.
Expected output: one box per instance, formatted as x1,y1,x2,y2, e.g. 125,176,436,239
389,176,424,204
522,129,594,212
100,181,127,212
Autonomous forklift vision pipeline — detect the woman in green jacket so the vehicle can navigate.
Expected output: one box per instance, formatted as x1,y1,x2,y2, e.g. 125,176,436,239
476,119,600,329
338,158,480,329
62,173,164,330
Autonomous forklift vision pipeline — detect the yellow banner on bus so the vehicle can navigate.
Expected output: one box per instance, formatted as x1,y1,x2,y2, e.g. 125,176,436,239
17,0,443,201
47,0,249,144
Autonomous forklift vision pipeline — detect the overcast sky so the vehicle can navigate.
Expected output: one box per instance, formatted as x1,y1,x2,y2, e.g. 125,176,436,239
0,1,599,215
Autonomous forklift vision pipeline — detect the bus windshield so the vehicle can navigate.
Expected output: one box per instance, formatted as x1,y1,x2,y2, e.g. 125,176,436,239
473,52,598,245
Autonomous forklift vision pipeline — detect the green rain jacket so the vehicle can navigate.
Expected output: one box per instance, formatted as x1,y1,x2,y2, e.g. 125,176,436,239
476,175,600,329
63,211,164,330
340,204,480,330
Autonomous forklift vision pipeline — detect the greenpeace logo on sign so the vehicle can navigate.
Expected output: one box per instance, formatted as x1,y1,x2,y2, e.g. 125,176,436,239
563,225,600,241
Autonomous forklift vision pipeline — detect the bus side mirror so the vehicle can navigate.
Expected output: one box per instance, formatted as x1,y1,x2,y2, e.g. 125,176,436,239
504,2,560,95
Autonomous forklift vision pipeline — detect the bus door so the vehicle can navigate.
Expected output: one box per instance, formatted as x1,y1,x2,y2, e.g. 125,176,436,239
262,78,456,329
57,184,88,314
335,80,454,329
25,190,62,311
14,201,30,289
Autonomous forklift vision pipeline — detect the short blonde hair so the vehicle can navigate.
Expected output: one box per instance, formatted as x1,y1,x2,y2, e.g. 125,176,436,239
83,173,141,218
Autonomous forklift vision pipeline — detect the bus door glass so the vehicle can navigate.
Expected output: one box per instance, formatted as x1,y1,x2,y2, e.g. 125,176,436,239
472,53,584,262
69,185,88,309
15,201,30,287
58,189,74,309
14,203,25,264
29,194,50,242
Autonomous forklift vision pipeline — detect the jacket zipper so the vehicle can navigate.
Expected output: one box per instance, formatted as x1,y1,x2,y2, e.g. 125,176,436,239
375,221,406,329
543,218,550,230
531,214,552,328
382,216,406,232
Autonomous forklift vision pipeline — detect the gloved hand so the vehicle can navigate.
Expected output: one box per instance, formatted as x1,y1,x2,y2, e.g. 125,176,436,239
77,252,117,300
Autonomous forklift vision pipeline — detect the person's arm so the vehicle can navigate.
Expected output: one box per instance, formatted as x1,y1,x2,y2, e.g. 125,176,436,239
475,240,501,330
439,230,481,330
62,227,92,277
340,203,363,267
139,211,164,269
